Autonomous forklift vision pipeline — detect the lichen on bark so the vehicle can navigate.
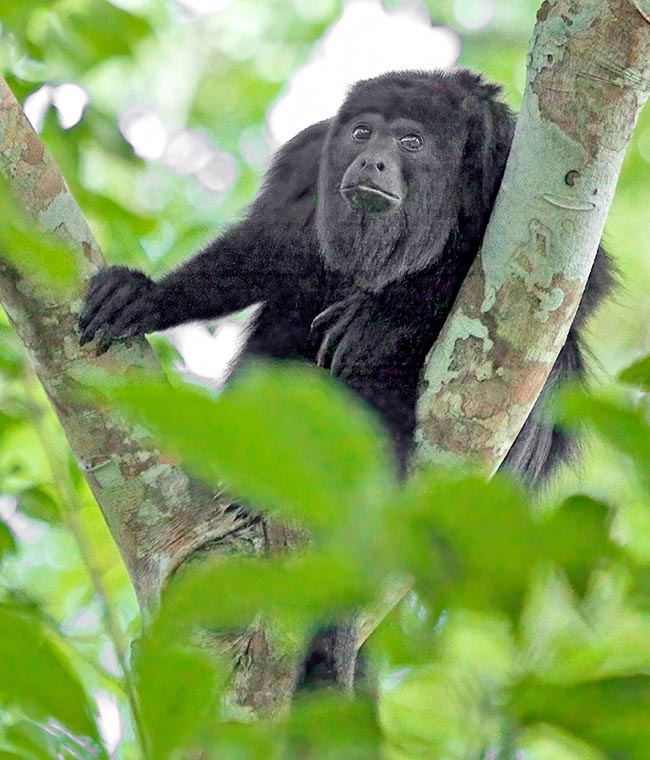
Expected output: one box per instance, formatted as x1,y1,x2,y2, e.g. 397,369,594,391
416,0,650,474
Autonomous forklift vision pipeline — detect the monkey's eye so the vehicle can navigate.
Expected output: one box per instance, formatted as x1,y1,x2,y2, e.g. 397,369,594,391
352,125,372,141
400,134,423,152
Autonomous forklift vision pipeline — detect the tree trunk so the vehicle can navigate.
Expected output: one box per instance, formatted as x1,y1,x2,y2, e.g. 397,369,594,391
416,0,650,472
0,76,299,718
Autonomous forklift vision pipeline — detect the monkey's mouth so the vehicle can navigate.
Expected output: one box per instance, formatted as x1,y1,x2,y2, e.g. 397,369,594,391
340,183,401,213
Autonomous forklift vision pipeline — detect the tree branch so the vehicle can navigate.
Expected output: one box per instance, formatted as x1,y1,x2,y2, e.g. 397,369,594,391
0,78,265,613
416,0,650,473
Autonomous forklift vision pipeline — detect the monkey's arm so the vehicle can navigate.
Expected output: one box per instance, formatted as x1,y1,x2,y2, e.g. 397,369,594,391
78,223,291,352
80,121,330,353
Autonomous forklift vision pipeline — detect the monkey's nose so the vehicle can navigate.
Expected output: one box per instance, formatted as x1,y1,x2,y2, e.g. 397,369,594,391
360,159,386,172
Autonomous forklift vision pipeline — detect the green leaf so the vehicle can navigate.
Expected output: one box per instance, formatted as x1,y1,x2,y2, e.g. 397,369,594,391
512,675,650,759
199,695,380,759
539,496,620,595
288,694,381,759
1,722,50,760
157,550,374,637
199,721,283,759
58,4,152,62
387,473,620,616
620,355,650,391
381,663,492,758
135,642,223,760
558,390,650,487
106,363,396,530
390,473,536,613
17,485,61,522
0,324,25,378
519,723,604,760
0,605,98,741
6,719,102,760
0,518,16,560
0,183,81,297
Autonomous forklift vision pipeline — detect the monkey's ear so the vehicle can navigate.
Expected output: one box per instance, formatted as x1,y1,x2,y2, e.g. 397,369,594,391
458,91,514,233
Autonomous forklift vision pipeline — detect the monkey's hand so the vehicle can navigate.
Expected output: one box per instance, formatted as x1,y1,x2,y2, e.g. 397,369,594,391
79,266,160,354
312,293,380,379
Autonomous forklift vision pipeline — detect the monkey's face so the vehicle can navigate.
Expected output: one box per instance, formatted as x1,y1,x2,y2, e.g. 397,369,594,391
317,109,464,291
337,114,412,214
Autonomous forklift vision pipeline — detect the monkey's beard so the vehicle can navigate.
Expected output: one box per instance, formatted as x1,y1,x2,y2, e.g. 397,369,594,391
317,194,457,292
316,195,410,291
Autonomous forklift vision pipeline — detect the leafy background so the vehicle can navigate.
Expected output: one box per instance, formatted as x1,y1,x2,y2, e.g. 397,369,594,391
1,1,650,758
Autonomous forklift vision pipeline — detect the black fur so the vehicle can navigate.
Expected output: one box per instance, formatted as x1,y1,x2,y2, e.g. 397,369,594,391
79,68,611,482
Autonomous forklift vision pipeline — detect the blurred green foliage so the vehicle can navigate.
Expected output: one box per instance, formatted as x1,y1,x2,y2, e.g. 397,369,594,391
2,1,650,759
0,182,81,296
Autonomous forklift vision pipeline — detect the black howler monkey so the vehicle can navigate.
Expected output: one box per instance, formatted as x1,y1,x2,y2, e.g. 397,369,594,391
79,69,612,483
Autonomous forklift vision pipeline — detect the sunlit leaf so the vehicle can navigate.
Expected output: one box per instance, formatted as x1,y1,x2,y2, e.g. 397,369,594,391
512,675,650,759
0,518,16,560
381,663,492,758
620,355,650,391
135,642,223,760
520,723,604,760
288,693,381,759
104,362,396,529
0,605,98,741
157,550,374,637
0,184,80,297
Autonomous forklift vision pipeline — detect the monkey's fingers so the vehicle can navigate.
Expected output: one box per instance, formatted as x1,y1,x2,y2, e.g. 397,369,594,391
79,282,140,346
316,331,334,368
330,339,351,377
79,266,142,328
312,304,346,333
316,314,356,369
80,268,155,344
94,299,158,354
79,274,128,336
311,293,362,333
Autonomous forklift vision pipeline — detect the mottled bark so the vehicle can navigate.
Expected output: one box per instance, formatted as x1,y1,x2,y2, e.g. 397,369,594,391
416,0,650,473
0,76,299,717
